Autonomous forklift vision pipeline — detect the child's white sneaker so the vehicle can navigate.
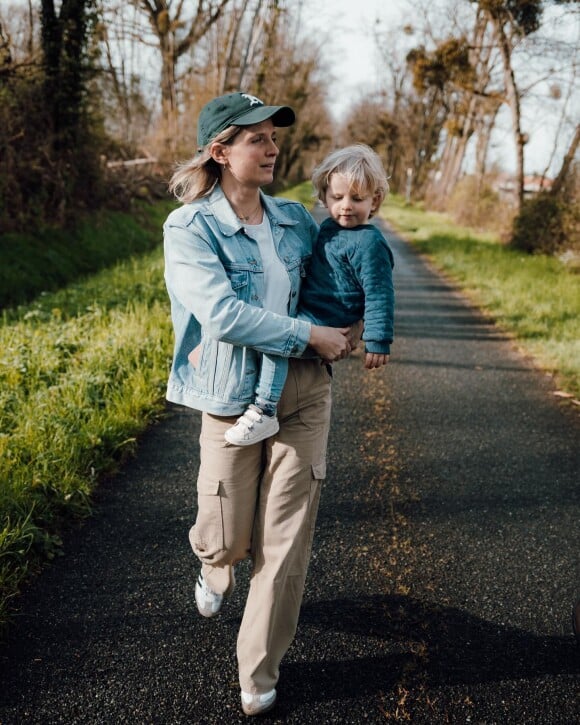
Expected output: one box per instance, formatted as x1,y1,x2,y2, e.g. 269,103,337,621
224,405,279,446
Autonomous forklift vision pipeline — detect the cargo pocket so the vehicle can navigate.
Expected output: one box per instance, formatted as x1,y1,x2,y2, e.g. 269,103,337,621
189,477,226,564
288,461,325,576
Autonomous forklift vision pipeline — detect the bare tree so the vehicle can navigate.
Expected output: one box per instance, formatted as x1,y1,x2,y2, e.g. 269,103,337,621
136,0,232,155
474,0,543,210
0,20,12,69
95,1,155,148
550,123,579,198
430,9,499,203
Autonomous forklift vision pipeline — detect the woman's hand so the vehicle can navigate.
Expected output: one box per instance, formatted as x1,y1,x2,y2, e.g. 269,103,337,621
346,320,364,350
308,325,352,363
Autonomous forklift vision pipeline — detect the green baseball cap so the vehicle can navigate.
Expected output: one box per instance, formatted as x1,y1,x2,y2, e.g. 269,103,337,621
197,92,295,148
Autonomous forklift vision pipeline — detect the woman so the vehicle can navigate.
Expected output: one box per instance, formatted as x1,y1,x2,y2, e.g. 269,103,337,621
163,92,353,716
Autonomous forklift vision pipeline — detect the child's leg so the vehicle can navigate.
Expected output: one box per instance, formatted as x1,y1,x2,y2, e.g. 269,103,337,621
224,354,289,446
254,354,288,416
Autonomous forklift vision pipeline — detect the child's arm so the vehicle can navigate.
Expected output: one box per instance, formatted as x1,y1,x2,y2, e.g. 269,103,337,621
351,230,395,362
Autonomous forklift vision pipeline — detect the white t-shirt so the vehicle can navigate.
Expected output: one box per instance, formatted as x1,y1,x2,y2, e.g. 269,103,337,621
245,216,290,315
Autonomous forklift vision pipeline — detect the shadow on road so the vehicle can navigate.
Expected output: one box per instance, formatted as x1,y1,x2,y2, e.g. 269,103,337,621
282,595,578,700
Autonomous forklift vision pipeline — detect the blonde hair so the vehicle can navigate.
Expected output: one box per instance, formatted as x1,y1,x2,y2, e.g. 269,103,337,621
168,126,241,203
312,144,389,214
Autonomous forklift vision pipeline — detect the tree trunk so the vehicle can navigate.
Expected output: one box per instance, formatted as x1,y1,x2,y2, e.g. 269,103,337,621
487,15,525,210
159,31,177,151
254,1,281,97
436,100,477,203
474,101,500,192
40,0,91,149
0,20,12,68
427,8,492,205
550,123,580,197
238,0,265,89
221,0,251,93
139,0,231,156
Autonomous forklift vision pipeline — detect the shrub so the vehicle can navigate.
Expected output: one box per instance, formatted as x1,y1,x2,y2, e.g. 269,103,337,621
510,192,570,255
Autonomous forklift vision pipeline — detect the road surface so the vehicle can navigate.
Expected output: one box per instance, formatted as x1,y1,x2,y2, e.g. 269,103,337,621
1,215,578,723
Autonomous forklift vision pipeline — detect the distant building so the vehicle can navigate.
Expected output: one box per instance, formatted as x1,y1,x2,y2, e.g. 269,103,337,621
494,173,553,201
523,175,554,194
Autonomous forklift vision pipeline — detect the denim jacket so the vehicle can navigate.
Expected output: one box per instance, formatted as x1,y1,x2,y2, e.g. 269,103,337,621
164,185,317,415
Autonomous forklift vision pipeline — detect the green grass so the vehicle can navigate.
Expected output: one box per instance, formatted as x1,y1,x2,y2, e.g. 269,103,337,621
0,205,174,634
0,201,176,308
382,194,580,399
278,180,317,207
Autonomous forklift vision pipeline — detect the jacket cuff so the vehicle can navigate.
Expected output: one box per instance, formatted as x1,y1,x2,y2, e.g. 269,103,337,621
365,341,391,354
287,319,312,357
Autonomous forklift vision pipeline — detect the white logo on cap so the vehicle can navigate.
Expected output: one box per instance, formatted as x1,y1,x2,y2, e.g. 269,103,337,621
241,94,262,106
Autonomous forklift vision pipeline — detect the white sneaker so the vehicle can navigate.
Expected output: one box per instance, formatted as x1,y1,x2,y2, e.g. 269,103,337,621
241,688,277,716
224,406,279,446
195,573,223,618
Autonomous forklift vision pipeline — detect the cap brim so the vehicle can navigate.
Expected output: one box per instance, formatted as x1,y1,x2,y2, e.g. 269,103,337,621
234,105,295,129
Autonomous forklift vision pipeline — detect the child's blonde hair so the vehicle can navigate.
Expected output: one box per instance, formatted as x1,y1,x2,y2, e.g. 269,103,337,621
312,144,389,215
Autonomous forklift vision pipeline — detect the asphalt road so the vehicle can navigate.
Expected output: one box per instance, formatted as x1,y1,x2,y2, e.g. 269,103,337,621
1,216,578,724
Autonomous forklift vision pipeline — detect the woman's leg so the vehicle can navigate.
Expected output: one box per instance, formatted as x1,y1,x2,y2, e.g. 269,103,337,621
236,359,332,694
190,412,264,595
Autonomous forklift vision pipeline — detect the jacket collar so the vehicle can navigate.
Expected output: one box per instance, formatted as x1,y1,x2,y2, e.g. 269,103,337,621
205,185,298,237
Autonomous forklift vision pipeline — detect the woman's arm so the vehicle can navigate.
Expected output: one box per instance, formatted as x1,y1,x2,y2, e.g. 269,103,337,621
165,217,350,360
165,222,309,356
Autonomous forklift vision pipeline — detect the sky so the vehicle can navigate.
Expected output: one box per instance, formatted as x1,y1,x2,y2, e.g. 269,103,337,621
301,0,578,176
5,0,574,175
302,0,402,121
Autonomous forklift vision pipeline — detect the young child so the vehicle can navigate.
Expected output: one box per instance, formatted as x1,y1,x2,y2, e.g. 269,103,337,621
225,143,395,446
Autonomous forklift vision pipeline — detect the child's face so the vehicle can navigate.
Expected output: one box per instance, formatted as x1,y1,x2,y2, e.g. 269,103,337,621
324,173,379,229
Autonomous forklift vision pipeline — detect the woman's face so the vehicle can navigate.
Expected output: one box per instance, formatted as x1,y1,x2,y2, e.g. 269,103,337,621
218,119,280,188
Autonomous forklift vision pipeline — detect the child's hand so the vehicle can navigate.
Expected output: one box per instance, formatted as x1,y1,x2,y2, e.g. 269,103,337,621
365,352,389,369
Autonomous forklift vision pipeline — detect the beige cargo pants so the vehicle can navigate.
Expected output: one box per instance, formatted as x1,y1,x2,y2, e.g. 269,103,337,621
189,358,332,694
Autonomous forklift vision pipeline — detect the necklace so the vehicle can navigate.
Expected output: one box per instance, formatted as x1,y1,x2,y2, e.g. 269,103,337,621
234,202,262,223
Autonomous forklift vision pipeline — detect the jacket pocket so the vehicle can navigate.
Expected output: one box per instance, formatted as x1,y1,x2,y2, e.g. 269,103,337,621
225,268,251,303
196,337,256,402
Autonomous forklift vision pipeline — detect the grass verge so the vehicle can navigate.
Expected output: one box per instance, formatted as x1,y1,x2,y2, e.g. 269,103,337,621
0,201,175,308
0,203,174,635
382,194,580,401
278,180,316,207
